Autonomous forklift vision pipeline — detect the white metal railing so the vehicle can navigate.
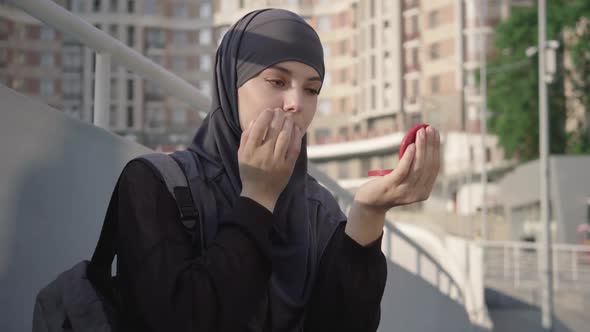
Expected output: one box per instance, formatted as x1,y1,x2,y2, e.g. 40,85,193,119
482,241,590,292
10,0,211,128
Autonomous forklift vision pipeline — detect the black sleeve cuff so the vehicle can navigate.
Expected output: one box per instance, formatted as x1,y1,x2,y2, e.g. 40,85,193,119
341,230,384,262
220,196,274,260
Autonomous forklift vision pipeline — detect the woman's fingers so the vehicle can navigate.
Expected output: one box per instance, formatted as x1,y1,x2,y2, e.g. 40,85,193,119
385,143,415,185
264,109,286,148
245,110,275,150
274,117,294,160
409,128,427,184
286,125,303,163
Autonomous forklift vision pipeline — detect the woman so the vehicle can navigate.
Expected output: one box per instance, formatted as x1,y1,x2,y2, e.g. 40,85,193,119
115,8,440,332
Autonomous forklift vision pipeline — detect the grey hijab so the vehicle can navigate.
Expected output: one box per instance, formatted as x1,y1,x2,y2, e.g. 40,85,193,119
187,8,346,331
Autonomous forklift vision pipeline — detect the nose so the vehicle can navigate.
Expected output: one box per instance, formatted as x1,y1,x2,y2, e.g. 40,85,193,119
283,88,303,113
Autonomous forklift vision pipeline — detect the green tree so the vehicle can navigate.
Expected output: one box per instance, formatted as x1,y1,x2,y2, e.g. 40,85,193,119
486,1,589,161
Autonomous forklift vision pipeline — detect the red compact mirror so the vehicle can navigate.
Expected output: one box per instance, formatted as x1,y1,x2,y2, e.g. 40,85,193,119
368,123,430,176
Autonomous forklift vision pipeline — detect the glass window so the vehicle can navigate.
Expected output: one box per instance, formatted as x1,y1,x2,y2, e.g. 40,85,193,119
199,80,211,94
127,79,134,100
127,106,134,127
199,29,212,45
174,31,187,46
200,54,211,71
314,128,331,144
144,0,157,15
173,56,186,71
127,0,134,14
431,75,440,94
41,26,55,41
318,16,330,32
174,4,187,18
110,0,118,12
41,79,54,96
41,53,54,67
173,108,186,125
430,42,440,60
127,26,135,46
199,3,211,18
93,0,101,12
429,10,439,28
318,100,331,116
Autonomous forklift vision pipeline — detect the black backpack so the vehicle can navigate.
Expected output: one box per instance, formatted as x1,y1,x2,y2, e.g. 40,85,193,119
32,151,211,331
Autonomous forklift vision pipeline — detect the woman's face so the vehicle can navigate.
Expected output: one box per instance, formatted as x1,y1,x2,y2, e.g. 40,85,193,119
237,61,322,134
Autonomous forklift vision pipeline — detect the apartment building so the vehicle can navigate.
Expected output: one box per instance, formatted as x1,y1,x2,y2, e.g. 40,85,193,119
1,0,216,150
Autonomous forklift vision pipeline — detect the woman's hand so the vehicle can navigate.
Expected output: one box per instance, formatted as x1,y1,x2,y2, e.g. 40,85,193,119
346,126,441,245
238,109,303,213
356,126,440,213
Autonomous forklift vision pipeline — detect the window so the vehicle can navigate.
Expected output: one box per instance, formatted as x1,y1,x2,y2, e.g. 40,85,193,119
412,79,419,96
144,0,156,15
370,25,375,48
147,28,164,48
41,79,54,96
173,56,186,71
411,16,418,34
431,75,440,94
109,24,118,38
109,105,118,128
371,55,376,79
200,3,211,18
430,42,440,60
370,0,375,18
323,73,331,88
127,26,135,47
93,0,101,12
338,161,349,178
174,4,187,18
360,158,371,177
174,31,187,46
200,55,212,71
41,53,54,67
199,80,211,94
15,51,26,65
318,100,331,116
127,79,134,100
429,10,439,28
173,108,186,125
127,0,134,13
41,26,55,41
110,0,118,12
148,106,165,128
411,48,419,66
199,29,212,45
371,85,376,109
12,78,24,90
318,17,330,32
127,106,134,127
314,128,331,144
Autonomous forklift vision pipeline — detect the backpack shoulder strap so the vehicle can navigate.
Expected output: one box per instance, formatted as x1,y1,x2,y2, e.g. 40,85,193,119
137,153,204,256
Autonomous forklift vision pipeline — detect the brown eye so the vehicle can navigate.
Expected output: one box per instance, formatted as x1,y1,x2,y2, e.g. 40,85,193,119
266,79,285,88
306,88,320,95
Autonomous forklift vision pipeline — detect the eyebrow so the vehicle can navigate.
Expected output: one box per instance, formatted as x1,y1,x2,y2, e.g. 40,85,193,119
269,65,322,82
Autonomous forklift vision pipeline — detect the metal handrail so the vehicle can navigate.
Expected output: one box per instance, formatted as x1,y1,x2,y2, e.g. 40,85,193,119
482,241,590,291
11,0,211,126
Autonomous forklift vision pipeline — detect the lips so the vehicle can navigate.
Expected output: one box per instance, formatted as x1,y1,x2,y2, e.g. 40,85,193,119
368,123,430,177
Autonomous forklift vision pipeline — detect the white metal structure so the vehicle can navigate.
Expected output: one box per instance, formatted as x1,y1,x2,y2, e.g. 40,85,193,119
482,241,590,292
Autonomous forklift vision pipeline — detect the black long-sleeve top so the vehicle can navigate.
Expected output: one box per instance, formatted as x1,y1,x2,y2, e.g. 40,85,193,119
115,160,387,332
